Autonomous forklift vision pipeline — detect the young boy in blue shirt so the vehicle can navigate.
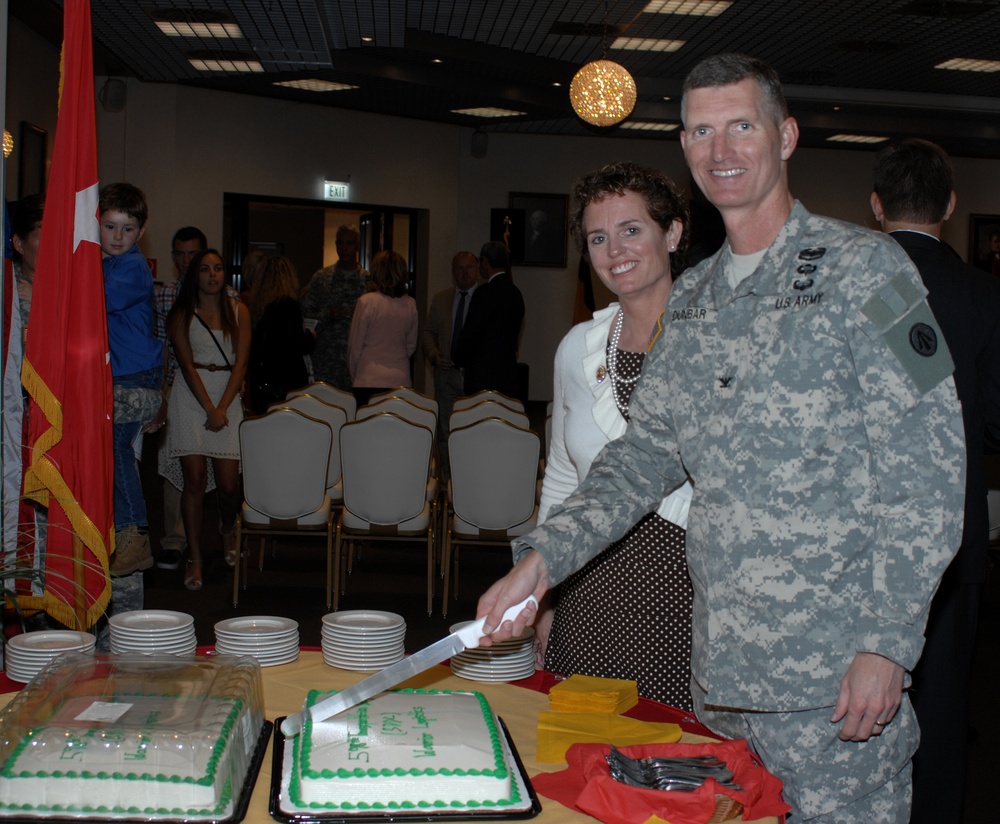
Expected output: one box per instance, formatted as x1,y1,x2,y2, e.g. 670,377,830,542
100,183,163,576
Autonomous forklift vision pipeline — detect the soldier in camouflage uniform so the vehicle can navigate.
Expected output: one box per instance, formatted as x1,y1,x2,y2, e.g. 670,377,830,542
477,55,965,822
301,224,369,391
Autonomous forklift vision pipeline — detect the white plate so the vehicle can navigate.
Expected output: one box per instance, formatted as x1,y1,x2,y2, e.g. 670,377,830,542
6,631,96,652
322,611,404,633
215,639,298,653
451,661,536,682
111,641,197,654
214,615,298,637
215,632,299,647
4,668,39,684
321,626,406,641
216,646,298,666
109,610,193,632
321,650,405,664
451,655,536,674
323,653,404,670
112,627,195,641
111,629,194,640
215,643,298,657
111,644,196,656
6,645,96,663
321,638,404,653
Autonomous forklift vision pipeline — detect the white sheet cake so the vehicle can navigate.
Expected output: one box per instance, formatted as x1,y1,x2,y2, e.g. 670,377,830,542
283,688,521,812
0,652,264,820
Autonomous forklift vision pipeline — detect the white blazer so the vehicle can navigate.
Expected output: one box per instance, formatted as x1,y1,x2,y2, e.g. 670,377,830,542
539,303,692,526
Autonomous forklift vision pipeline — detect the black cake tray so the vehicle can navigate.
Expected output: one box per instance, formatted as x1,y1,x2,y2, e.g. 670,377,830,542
0,719,273,824
268,716,541,823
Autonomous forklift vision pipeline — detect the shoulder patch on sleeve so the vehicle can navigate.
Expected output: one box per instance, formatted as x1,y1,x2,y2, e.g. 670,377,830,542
861,274,954,395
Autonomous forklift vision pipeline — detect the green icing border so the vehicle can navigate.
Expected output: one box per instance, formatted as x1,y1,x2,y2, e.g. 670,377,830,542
289,689,520,811
0,695,246,817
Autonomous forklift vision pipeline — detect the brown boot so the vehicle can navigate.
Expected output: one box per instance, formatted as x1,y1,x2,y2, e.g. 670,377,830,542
110,525,154,576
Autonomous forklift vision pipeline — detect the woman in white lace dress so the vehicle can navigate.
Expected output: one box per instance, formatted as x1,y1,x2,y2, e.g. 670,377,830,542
166,249,250,590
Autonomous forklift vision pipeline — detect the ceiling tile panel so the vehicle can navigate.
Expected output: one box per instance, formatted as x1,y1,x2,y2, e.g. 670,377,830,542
29,0,1000,157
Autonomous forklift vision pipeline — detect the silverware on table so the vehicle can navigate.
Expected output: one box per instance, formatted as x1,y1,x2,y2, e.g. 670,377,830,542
606,745,743,792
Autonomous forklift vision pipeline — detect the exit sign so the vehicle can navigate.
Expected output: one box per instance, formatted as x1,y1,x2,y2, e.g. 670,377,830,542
324,180,350,200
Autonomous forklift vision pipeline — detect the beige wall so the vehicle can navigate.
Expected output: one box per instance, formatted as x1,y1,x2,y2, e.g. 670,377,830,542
7,16,1000,400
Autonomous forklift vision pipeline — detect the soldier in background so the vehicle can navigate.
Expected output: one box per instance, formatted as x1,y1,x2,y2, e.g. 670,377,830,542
301,224,369,391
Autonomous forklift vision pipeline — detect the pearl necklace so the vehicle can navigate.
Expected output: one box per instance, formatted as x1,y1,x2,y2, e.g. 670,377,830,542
607,310,641,387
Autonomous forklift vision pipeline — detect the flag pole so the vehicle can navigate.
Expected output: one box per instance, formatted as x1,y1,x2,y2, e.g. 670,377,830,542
72,533,86,630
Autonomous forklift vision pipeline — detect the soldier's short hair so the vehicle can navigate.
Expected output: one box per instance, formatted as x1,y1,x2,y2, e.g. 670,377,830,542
681,53,788,128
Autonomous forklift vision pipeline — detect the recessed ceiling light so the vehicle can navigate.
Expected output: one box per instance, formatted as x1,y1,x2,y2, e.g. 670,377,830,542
156,22,244,39
432,58,443,64
611,37,685,52
662,95,671,101
274,79,358,92
826,134,889,144
361,36,374,42
188,56,264,73
620,121,679,131
643,1,732,16
451,107,526,118
552,81,563,87
935,57,1000,72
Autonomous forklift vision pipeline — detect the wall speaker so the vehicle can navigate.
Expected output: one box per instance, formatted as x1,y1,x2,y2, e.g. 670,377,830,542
99,78,126,113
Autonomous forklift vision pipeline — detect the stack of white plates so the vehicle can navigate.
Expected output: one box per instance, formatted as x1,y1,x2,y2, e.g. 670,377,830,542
450,622,535,682
214,616,299,667
5,631,96,683
110,610,197,656
321,610,405,671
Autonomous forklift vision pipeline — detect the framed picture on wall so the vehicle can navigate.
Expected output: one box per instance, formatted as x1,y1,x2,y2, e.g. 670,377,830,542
969,213,1000,275
18,122,47,199
508,192,568,268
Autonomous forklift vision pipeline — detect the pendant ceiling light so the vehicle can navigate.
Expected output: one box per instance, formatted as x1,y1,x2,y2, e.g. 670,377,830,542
570,60,637,126
569,2,636,127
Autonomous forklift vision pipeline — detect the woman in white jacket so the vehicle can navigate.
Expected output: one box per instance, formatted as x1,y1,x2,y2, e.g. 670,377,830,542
538,162,694,709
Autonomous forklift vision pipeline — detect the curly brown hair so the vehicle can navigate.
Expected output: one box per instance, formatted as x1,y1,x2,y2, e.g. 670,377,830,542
569,161,689,273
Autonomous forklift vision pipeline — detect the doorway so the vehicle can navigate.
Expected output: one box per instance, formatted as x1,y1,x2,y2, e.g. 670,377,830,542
222,193,422,296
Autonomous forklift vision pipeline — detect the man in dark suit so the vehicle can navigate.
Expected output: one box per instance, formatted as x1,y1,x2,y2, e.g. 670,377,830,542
454,241,525,399
421,250,481,458
872,137,1000,824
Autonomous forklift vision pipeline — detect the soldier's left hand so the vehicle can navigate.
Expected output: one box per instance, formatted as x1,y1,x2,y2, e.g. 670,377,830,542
830,652,905,741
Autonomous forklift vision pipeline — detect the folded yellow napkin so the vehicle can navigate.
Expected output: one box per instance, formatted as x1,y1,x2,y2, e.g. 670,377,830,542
549,673,639,714
537,711,682,763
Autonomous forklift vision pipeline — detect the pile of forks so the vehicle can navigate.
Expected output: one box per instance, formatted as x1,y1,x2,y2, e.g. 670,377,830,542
605,745,743,793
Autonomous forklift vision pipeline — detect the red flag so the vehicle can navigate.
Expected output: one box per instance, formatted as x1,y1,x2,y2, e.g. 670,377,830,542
20,0,113,629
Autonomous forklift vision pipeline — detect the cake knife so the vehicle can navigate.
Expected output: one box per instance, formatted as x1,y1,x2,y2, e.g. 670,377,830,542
280,595,538,737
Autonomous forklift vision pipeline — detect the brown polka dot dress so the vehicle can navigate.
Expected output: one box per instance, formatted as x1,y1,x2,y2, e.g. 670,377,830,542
544,345,695,712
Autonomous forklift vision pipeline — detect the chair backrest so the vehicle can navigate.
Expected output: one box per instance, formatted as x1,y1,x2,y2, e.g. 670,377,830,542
358,396,437,432
449,400,529,431
369,387,439,417
272,394,348,488
452,390,524,415
340,413,433,525
287,381,356,420
449,418,539,530
240,408,332,519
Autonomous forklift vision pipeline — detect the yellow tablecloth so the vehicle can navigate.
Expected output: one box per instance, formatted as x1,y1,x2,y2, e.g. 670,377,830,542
1,651,778,824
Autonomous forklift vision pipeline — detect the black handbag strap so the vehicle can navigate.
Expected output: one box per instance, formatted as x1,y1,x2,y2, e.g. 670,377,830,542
193,308,233,368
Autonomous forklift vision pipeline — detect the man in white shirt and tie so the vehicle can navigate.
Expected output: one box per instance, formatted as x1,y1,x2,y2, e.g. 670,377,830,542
422,251,481,466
